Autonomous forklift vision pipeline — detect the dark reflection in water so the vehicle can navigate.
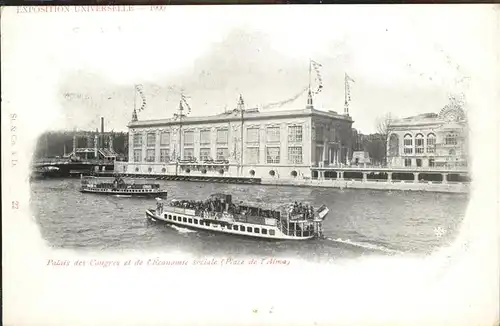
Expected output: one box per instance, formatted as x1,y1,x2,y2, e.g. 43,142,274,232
31,179,468,261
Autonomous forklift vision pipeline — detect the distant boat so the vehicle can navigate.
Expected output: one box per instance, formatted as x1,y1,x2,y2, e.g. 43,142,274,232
146,193,329,240
80,175,168,197
30,166,61,180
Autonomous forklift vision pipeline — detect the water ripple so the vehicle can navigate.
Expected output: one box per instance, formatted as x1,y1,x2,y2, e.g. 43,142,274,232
30,179,468,261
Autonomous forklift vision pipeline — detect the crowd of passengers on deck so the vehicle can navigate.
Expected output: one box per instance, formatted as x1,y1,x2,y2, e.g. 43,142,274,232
167,197,316,220
290,202,315,220
168,197,283,219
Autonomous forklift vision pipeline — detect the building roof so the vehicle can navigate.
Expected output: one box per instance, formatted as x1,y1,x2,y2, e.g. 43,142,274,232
128,107,353,129
389,104,467,128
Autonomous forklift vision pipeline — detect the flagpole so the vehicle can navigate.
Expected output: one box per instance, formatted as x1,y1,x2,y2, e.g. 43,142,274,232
179,96,183,161
240,97,244,171
133,84,137,112
308,59,312,92
344,74,348,115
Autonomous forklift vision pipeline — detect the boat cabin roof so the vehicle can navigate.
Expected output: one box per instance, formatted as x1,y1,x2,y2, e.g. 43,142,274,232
208,193,232,202
210,193,229,198
81,176,159,185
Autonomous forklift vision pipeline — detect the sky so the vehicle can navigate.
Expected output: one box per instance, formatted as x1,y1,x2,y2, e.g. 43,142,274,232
3,5,494,134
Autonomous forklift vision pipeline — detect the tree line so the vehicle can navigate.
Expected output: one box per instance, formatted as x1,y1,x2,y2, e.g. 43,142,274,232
352,113,393,166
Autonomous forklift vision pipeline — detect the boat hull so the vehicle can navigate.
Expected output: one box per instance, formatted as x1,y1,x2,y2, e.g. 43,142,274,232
146,209,315,241
81,189,168,197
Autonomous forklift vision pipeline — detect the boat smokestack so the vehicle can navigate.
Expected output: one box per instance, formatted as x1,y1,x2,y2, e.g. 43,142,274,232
101,116,104,134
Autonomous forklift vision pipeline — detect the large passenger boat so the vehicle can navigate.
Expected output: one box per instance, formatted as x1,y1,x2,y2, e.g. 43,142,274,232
80,175,168,197
145,193,329,240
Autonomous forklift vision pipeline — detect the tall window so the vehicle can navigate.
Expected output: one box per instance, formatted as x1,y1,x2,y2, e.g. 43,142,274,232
246,127,260,145
217,129,228,145
429,158,435,167
160,131,170,146
404,158,411,167
266,127,280,143
200,130,211,145
147,132,156,147
315,125,324,142
266,147,280,164
160,149,170,162
427,133,436,153
146,149,155,162
183,148,194,160
216,148,229,161
184,131,194,146
403,134,413,154
246,127,260,164
288,146,303,164
133,149,142,162
200,148,211,161
133,134,142,147
415,134,424,154
245,147,259,164
288,126,303,143
445,133,458,145
416,158,422,167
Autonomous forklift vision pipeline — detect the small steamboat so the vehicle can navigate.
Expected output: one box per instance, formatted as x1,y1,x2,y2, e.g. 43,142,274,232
146,193,329,240
80,175,168,197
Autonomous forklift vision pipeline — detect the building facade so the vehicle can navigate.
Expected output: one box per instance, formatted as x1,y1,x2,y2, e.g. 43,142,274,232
118,93,353,180
386,102,468,169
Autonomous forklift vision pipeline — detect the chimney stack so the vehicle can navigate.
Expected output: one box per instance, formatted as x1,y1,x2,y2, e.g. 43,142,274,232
101,116,104,134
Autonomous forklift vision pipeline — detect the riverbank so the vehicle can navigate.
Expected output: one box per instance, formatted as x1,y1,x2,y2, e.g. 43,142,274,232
32,172,468,193
261,178,469,194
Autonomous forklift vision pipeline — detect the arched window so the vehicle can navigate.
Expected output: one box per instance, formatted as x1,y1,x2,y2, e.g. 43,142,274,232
269,170,276,177
426,133,436,153
415,134,424,154
403,134,413,155
249,169,255,176
388,134,399,157
449,149,456,156
445,133,458,145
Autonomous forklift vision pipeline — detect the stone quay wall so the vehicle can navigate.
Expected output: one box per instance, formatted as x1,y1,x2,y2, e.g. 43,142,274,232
261,178,469,194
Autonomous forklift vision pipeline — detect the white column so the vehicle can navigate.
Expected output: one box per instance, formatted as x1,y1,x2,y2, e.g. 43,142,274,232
142,132,147,164
259,126,265,165
128,134,133,162
322,138,327,164
155,130,161,163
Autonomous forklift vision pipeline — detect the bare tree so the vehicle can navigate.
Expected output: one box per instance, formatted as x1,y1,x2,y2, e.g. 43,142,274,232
375,113,394,166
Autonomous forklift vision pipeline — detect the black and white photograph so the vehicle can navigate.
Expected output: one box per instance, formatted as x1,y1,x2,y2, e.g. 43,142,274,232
3,4,499,326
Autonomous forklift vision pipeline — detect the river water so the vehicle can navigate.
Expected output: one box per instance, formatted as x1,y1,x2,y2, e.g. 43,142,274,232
30,179,468,261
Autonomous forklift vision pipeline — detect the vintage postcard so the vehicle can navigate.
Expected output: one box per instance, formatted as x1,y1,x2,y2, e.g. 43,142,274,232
2,4,499,326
